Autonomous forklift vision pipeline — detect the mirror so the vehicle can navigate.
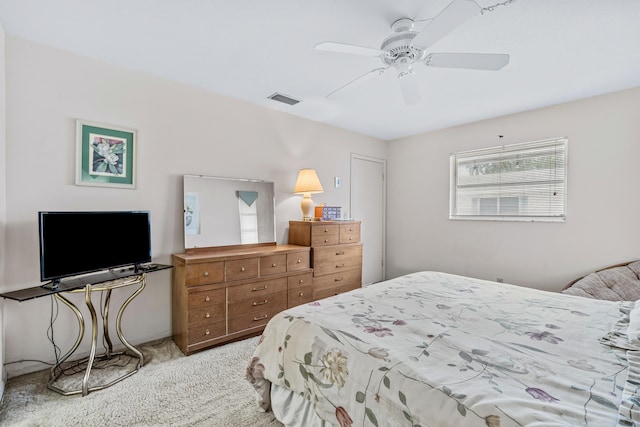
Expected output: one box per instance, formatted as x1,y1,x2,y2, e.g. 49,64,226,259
183,175,276,249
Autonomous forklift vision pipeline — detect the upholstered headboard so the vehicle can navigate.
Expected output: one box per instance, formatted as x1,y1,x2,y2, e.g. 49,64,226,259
562,260,640,301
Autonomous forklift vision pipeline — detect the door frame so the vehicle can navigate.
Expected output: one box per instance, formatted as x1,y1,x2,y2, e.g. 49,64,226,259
350,153,387,283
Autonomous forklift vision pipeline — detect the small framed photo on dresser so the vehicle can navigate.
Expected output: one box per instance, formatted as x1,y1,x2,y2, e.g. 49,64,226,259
75,119,137,189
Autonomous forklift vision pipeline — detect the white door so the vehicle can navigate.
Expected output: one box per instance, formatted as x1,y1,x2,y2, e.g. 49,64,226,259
351,154,386,285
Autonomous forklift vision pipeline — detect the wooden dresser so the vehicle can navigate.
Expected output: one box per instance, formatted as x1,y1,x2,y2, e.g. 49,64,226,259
288,220,362,300
172,243,312,355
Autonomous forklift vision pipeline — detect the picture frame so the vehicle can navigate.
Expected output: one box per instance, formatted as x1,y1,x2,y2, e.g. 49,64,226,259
75,119,137,189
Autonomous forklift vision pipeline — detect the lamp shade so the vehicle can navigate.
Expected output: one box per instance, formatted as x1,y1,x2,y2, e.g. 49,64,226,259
294,169,324,194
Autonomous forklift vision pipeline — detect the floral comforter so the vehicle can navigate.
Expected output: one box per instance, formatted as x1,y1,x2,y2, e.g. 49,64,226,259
246,271,640,426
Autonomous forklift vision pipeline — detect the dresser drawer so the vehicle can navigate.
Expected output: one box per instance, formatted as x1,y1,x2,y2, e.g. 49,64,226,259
312,244,362,276
287,251,310,271
287,272,312,290
288,285,314,307
310,224,339,246
188,321,226,345
339,223,360,244
314,282,361,301
228,305,284,333
185,262,224,286
188,287,225,309
188,305,225,326
260,254,287,276
313,269,361,294
228,290,287,318
228,278,287,301
287,272,313,307
226,258,259,281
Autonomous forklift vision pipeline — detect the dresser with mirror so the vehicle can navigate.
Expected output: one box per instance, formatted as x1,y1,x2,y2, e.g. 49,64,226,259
171,175,312,355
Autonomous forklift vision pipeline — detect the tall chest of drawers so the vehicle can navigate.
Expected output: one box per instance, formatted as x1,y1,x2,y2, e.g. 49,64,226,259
172,243,312,355
288,220,362,300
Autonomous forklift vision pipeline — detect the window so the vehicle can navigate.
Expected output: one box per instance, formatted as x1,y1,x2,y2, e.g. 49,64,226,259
238,191,259,244
450,138,567,221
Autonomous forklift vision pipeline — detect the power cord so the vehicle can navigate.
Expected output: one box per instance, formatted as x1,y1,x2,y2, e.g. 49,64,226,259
48,294,62,364
4,293,135,374
3,295,61,368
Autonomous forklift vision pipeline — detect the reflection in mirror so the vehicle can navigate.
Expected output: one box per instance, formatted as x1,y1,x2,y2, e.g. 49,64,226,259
183,175,276,249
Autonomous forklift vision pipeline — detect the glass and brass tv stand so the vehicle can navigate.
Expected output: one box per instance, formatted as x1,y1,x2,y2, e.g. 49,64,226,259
0,264,172,396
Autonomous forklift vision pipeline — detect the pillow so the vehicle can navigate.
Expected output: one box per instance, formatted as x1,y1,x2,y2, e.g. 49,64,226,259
627,261,640,278
562,271,625,300
562,265,640,301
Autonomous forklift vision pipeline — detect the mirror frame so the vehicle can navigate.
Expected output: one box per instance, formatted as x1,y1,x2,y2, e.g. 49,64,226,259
183,174,276,251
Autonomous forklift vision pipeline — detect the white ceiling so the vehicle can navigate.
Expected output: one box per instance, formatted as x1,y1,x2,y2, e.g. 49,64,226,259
0,0,639,141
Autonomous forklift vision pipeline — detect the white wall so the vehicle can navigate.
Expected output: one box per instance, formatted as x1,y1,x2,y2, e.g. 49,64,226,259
1,37,386,377
387,88,640,292
0,22,7,394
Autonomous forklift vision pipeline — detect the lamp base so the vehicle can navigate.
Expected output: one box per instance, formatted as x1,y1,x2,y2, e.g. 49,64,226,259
300,193,315,221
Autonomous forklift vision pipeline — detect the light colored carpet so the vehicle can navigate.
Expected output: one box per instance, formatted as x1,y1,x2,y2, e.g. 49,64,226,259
0,336,284,427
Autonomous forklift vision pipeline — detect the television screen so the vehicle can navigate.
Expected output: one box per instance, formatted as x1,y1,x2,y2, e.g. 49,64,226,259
39,211,152,283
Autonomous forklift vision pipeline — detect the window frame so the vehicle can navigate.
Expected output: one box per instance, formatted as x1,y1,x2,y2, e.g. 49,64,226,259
449,137,568,222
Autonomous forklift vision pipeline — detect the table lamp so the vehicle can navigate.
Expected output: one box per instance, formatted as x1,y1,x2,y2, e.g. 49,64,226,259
294,169,324,221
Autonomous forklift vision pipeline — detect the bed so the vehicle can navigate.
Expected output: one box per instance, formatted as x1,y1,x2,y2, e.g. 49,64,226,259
246,271,640,426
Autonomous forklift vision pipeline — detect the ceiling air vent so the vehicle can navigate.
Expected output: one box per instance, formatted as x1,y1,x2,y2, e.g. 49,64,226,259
268,92,300,106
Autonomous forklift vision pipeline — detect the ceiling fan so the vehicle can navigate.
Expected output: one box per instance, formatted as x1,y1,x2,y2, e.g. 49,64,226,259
315,0,510,105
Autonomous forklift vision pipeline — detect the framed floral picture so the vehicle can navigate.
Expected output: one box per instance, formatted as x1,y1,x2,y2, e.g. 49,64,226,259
75,119,137,189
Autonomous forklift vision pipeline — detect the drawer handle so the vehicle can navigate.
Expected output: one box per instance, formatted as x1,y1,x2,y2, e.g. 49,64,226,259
324,239,329,243
349,237,353,240
203,271,209,277
252,285,268,291
253,314,268,321
336,264,345,268
253,299,268,306
272,263,277,267
241,266,246,272
336,251,345,255
298,279,304,284
335,277,344,282
299,292,304,297
349,227,353,231
205,312,211,318
297,259,302,263
324,228,329,233
205,329,210,335
205,296,210,302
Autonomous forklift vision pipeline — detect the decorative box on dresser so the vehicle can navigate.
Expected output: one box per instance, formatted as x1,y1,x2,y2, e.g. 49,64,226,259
172,243,312,355
288,220,362,300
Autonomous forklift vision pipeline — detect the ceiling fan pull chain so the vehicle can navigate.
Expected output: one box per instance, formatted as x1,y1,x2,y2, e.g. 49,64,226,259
481,0,518,14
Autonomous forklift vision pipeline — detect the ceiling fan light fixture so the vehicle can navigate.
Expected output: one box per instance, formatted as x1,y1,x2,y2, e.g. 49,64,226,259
397,64,415,80
380,31,423,66
397,66,421,106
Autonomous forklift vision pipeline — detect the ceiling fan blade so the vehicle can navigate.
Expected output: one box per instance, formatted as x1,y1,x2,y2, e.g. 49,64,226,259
412,0,481,50
315,42,386,57
398,69,421,106
326,67,388,98
425,53,510,70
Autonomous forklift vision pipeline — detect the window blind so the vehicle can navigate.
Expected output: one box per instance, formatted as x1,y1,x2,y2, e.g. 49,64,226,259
449,138,567,221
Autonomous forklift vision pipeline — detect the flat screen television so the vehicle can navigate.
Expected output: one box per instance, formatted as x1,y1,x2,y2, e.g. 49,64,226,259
39,211,152,288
